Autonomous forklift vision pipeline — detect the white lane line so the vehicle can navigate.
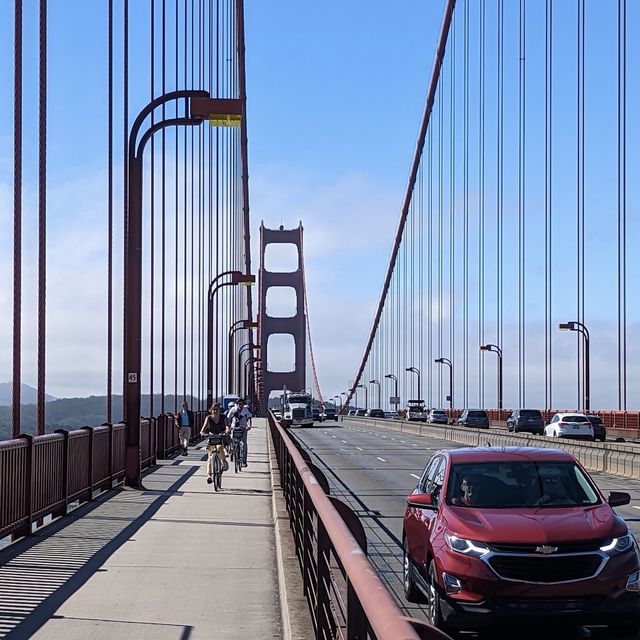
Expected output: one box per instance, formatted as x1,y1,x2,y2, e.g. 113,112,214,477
632,506,640,511
356,446,364,451
400,440,406,444
412,443,418,447
410,473,421,480
377,457,387,463
341,440,348,444
332,435,337,439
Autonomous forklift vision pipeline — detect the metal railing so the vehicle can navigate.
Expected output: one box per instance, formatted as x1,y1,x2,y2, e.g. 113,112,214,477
0,411,205,542
268,411,450,640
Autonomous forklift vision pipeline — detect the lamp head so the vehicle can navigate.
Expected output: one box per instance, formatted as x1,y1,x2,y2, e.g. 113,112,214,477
558,322,576,331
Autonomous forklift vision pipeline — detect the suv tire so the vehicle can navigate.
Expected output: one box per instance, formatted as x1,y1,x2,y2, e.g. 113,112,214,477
426,561,451,633
403,539,426,603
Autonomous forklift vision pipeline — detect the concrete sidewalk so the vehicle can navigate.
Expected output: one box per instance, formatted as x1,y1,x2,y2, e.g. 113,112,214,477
0,419,282,640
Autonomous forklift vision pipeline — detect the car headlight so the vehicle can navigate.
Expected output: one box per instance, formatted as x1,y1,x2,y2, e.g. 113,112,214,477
444,533,490,558
600,533,635,555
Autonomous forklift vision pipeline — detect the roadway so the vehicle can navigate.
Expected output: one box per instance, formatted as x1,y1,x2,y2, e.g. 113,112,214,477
290,418,640,639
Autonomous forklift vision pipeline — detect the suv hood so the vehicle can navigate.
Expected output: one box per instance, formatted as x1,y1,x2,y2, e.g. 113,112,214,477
444,503,625,544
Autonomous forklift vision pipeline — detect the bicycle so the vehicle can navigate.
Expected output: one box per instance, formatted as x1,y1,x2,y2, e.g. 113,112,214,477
207,434,225,491
231,428,245,473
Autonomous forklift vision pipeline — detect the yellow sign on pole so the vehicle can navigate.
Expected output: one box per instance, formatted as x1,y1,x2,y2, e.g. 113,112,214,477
208,114,242,128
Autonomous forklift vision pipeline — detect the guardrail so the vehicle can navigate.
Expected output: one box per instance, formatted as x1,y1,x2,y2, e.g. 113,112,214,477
268,411,450,640
0,411,205,543
346,416,640,480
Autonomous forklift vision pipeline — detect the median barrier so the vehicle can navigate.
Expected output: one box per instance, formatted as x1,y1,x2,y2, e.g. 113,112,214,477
346,417,640,480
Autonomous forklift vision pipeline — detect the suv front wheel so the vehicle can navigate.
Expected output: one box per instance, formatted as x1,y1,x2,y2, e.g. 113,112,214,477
426,561,449,633
403,539,425,603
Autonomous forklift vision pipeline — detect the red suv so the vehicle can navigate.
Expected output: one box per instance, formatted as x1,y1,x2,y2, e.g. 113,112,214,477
402,447,640,635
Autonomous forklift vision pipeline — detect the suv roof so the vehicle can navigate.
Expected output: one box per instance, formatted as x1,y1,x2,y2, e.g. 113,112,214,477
445,446,575,464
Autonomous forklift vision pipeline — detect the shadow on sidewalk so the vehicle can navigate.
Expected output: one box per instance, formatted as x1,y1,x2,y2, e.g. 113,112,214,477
0,461,197,640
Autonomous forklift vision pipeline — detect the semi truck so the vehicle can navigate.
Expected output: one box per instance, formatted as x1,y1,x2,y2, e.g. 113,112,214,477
282,390,314,427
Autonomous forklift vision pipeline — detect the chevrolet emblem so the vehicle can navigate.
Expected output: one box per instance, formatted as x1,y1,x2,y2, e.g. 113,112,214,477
535,545,558,555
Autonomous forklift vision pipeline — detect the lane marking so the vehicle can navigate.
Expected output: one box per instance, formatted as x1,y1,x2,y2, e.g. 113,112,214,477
412,443,418,447
332,435,337,439
377,457,387,463
341,440,348,444
400,440,406,444
356,446,363,451
410,473,421,480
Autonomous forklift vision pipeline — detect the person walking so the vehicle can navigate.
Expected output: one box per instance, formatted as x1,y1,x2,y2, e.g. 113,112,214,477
175,401,194,456
227,398,252,467
200,403,229,483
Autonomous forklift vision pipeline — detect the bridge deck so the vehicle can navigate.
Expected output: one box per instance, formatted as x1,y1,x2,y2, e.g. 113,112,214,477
0,420,281,640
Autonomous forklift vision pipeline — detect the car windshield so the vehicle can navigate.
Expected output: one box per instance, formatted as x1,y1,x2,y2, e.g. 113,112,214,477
467,411,487,418
519,410,541,418
446,461,600,509
433,410,446,415
562,415,589,423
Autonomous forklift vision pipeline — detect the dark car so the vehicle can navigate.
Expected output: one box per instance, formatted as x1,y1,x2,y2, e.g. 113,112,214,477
348,409,357,416
312,408,321,422
586,414,607,442
355,409,366,417
507,408,544,435
367,408,385,419
457,409,489,429
402,447,640,635
324,407,338,421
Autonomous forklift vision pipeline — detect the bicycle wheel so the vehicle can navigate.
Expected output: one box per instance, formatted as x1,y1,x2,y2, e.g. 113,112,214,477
235,443,241,473
213,455,221,492
240,441,245,469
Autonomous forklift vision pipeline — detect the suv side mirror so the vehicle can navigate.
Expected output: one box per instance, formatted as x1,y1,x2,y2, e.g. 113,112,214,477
406,493,436,509
608,491,631,507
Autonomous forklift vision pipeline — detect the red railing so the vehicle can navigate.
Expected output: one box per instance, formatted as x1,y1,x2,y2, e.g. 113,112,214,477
0,411,205,543
269,411,450,640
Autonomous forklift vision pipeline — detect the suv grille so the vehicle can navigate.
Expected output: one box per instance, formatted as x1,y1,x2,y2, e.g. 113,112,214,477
490,540,604,554
487,553,603,583
492,596,603,612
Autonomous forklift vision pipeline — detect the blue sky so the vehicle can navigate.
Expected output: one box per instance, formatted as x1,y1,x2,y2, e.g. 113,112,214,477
0,1,638,411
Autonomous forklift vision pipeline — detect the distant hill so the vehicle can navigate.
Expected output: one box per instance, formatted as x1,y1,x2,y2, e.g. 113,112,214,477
0,393,202,441
0,382,57,406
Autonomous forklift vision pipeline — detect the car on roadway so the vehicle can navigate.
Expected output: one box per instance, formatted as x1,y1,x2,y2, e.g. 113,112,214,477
427,409,448,425
544,413,594,441
323,407,338,421
312,408,321,422
586,414,607,442
402,446,640,636
367,408,385,419
355,409,367,417
507,408,544,435
406,401,427,422
385,411,398,420
457,409,489,429
348,409,357,417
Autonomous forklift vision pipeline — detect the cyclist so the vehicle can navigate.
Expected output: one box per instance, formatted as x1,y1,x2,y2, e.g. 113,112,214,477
200,403,229,484
227,397,252,467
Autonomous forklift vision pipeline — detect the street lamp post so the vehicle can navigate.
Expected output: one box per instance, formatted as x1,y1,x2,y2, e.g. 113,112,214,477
434,358,453,412
206,271,255,407
559,321,590,411
369,379,381,409
385,373,399,412
124,90,241,488
480,344,503,410
405,367,422,403
357,384,368,411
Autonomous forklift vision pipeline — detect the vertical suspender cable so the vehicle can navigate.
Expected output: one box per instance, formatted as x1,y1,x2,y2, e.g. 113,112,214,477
149,0,156,417
576,0,584,408
518,0,526,408
617,0,627,410
107,0,114,423
12,0,23,439
190,0,195,404
174,0,179,411
478,0,485,408
463,0,469,409
37,0,47,435
498,0,504,363
161,0,166,414
123,0,128,418
450,13,456,410
545,0,553,411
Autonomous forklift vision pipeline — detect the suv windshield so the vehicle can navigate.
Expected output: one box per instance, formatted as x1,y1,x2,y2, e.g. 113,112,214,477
467,411,487,418
446,461,600,509
563,415,589,423
586,416,602,424
519,410,541,418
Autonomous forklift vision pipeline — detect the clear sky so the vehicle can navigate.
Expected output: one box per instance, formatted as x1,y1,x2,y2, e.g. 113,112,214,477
0,1,638,411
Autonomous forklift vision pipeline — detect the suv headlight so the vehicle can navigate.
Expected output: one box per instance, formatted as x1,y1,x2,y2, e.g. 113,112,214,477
444,533,490,558
600,533,635,555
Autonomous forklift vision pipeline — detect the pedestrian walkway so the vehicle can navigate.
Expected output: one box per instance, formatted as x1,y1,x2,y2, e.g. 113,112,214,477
0,419,282,640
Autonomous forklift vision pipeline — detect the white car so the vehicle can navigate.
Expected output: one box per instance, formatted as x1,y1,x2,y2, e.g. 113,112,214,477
544,413,594,441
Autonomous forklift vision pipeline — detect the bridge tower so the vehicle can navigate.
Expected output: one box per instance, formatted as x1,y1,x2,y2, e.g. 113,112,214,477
258,223,306,411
